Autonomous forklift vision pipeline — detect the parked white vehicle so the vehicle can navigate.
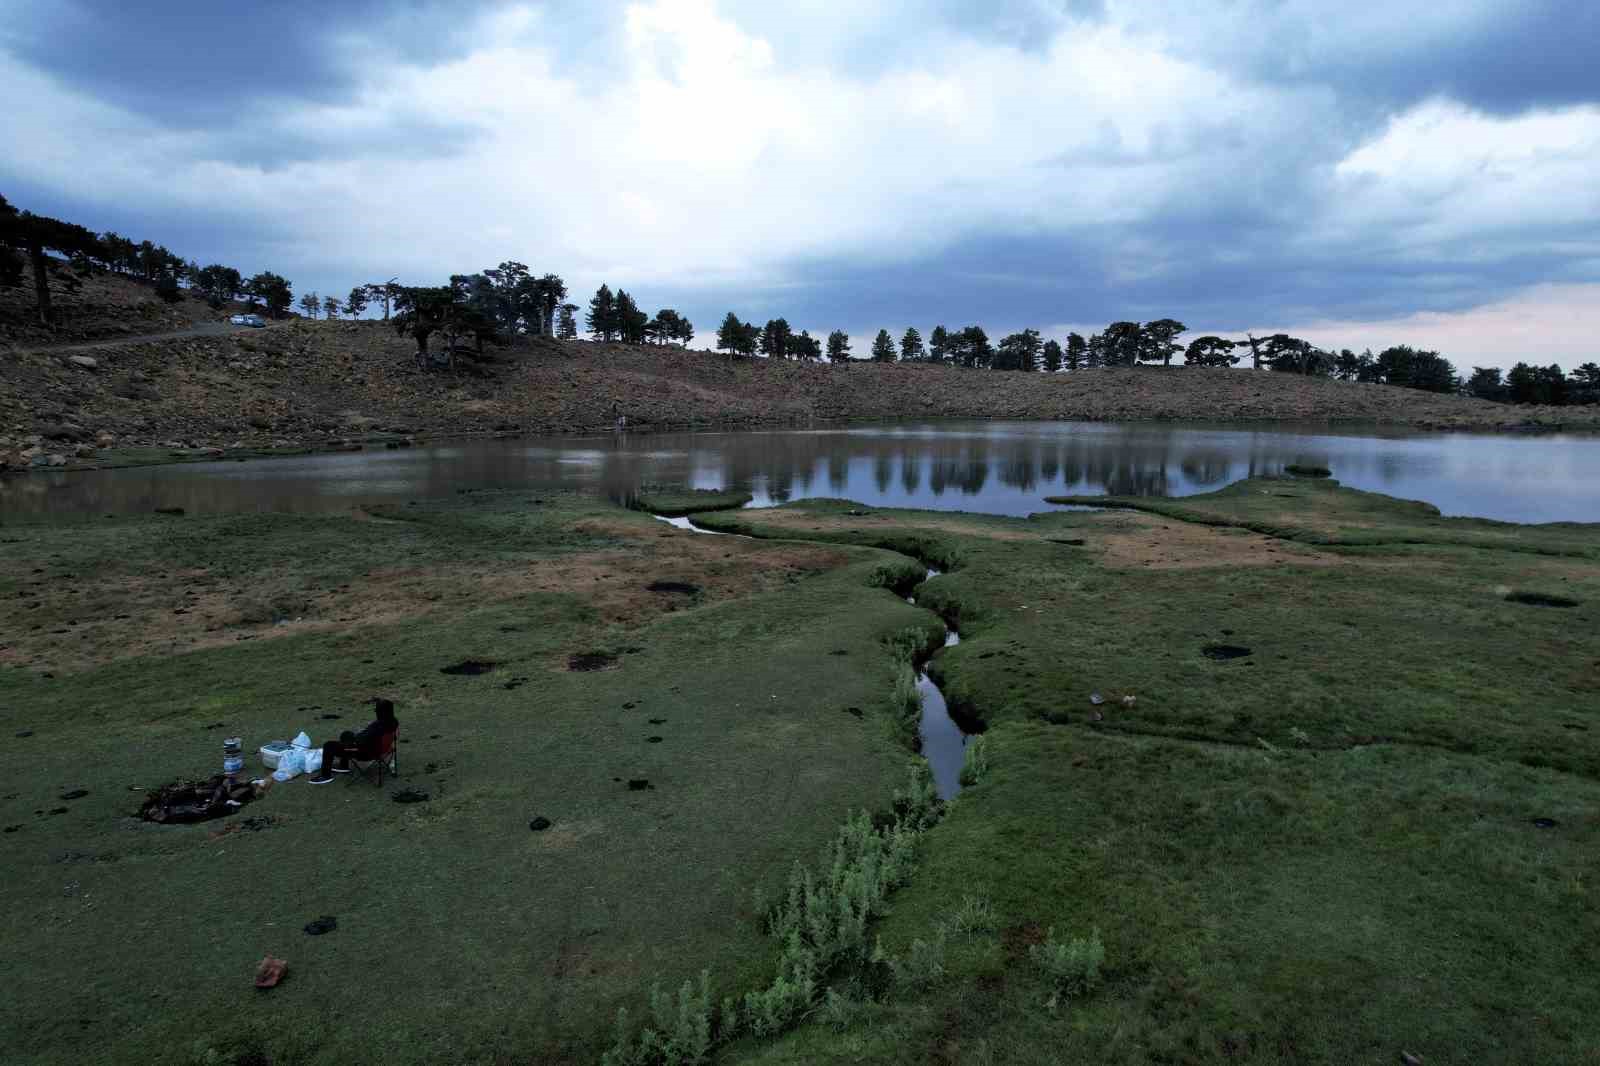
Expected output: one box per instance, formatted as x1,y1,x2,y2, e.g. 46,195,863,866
229,313,267,327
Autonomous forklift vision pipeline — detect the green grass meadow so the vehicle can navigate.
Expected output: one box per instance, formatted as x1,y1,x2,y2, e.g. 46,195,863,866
3,477,1597,1064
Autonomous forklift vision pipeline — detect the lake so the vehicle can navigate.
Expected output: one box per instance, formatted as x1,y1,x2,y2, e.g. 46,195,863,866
3,420,1598,525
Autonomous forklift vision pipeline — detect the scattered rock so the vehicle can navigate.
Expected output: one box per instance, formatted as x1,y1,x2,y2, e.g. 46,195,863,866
647,736,663,744
67,356,98,371
568,651,618,672
1121,695,1137,708
59,789,89,801
529,816,552,831
1203,644,1253,660
154,507,185,516
1532,817,1558,829
391,788,429,804
303,916,338,936
14,730,33,738
648,717,667,725
627,779,652,791
1089,692,1105,706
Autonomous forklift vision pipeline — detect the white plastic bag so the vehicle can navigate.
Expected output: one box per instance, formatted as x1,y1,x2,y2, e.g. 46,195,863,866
271,747,306,781
291,731,312,750
302,748,323,775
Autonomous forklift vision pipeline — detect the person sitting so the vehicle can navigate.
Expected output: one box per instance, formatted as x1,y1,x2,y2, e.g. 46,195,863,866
308,698,398,784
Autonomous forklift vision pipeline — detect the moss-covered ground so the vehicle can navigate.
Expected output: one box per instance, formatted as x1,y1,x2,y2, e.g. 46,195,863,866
695,480,1600,1065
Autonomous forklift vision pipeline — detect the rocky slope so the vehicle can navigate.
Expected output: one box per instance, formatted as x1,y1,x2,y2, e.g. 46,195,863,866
2,320,1595,471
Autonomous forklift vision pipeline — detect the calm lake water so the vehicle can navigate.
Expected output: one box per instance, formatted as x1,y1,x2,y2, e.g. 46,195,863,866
4,420,1599,525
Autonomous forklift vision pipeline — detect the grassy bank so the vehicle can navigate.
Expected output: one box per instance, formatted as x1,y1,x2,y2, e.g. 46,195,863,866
0,493,937,1065
695,483,1599,1064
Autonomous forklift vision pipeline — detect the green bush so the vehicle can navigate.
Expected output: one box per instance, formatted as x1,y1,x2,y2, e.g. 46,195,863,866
958,734,989,788
1029,927,1105,1005
609,764,943,1063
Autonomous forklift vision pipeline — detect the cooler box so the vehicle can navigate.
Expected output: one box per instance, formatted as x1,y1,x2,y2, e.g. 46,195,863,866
259,740,291,769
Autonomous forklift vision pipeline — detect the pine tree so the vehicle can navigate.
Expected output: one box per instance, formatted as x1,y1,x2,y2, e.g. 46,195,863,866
826,330,851,363
717,312,744,355
298,291,320,318
1065,333,1086,371
870,329,896,362
557,303,578,339
928,325,950,364
322,295,340,319
1085,332,1105,368
1042,339,1063,373
345,286,369,318
586,284,617,341
900,327,925,362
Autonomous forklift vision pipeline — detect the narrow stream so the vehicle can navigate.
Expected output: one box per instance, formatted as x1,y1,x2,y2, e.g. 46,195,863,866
907,569,972,800
658,515,971,799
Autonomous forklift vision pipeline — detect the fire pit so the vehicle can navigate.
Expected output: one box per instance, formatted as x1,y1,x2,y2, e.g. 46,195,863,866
139,775,259,824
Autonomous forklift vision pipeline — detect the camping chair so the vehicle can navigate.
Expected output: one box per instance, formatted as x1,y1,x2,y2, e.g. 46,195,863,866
348,728,399,786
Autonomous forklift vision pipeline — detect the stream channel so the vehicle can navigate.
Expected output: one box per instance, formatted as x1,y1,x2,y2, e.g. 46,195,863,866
657,514,970,800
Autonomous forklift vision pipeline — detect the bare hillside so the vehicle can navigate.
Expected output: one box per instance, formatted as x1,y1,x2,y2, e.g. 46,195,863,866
0,259,255,347
2,321,1595,471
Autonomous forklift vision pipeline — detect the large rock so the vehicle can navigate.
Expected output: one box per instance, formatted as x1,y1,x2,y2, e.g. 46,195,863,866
39,422,90,443
68,355,98,370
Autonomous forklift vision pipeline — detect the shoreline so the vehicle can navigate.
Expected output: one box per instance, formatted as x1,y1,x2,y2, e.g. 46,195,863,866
5,407,1597,480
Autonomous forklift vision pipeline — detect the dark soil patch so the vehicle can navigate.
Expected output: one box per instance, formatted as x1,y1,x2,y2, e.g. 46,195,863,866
845,707,864,719
1532,817,1559,829
319,713,341,720
153,506,186,516
391,789,430,804
1203,644,1254,660
646,581,701,595
1285,464,1331,478
1001,921,1047,960
240,815,278,832
529,816,552,831
627,779,652,791
1047,537,1087,546
15,730,33,738
502,676,530,690
647,736,663,743
441,659,497,676
59,789,88,801
303,915,338,936
829,649,849,656
1505,591,1581,608
648,717,667,725
568,651,618,672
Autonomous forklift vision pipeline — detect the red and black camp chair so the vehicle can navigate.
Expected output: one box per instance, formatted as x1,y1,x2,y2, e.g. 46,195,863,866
348,729,399,786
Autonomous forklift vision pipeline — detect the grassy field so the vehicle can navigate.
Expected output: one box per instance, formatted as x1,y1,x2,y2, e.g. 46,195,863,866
695,482,1600,1065
0,492,936,1065
4,478,1597,1064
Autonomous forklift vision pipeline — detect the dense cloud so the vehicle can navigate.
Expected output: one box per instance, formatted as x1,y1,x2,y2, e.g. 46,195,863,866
2,0,1596,368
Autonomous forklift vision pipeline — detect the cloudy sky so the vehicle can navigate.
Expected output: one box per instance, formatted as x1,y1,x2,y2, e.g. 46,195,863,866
3,0,1597,369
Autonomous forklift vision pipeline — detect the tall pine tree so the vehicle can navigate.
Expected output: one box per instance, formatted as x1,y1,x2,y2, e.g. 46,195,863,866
586,284,617,341
870,329,896,362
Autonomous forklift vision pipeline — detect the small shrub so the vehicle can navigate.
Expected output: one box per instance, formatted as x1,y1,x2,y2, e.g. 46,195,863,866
958,735,989,788
949,895,997,937
1029,927,1104,1004
891,924,948,989
819,986,868,1032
